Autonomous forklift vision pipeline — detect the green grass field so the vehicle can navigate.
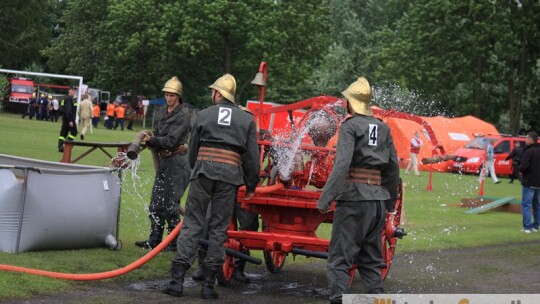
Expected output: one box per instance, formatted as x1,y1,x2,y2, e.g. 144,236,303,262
0,111,536,299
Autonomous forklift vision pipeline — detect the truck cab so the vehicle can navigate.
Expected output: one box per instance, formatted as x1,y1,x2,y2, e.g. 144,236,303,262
449,135,526,176
4,77,35,113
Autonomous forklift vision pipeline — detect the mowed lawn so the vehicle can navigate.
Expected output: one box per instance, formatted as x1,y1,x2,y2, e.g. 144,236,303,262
0,111,537,299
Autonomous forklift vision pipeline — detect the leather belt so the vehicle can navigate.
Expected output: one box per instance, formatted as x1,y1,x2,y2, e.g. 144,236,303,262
197,147,241,167
345,167,381,185
158,144,188,158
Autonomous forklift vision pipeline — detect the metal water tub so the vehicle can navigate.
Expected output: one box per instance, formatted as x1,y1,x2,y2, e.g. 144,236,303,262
0,154,121,253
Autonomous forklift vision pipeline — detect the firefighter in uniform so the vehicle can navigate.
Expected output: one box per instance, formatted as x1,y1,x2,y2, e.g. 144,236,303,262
163,74,259,299
317,77,400,303
134,76,191,252
57,86,78,152
190,105,259,284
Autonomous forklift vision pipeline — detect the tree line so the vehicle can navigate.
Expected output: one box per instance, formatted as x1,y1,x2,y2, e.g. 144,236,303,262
1,0,539,134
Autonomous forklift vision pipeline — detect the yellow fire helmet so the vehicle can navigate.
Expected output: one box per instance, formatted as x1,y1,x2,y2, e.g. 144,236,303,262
48,94,52,99
32,93,36,98
40,93,45,98
209,73,236,103
342,77,372,116
162,76,183,96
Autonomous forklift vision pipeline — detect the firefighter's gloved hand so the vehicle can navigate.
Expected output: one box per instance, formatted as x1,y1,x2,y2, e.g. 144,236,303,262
384,199,396,213
244,192,255,201
317,201,330,213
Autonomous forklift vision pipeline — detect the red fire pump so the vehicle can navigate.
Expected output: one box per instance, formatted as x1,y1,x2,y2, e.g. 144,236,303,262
214,63,407,285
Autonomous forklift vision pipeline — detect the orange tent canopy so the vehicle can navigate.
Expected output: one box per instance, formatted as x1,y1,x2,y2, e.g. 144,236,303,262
376,114,499,172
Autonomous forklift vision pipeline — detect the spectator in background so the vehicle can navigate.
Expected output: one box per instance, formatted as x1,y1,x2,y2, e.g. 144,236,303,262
505,141,524,183
57,86,78,152
22,93,37,120
106,101,116,129
405,131,423,176
77,92,93,140
518,131,540,234
50,96,59,122
92,101,101,128
113,101,125,131
38,93,49,121
126,104,136,130
483,142,500,184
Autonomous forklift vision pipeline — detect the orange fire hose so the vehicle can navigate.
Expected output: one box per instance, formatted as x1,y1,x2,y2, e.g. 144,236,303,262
0,183,284,281
0,223,182,281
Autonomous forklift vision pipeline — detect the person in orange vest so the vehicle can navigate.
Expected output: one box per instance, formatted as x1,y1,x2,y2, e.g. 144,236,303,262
114,102,126,131
106,102,116,129
92,101,101,128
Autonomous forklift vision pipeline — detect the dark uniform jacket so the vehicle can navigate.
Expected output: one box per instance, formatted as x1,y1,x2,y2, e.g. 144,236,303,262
318,114,400,211
505,145,523,167
188,100,259,192
60,95,75,122
147,103,191,152
519,143,540,188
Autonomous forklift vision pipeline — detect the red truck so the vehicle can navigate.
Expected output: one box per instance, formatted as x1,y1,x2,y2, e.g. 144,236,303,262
4,77,35,113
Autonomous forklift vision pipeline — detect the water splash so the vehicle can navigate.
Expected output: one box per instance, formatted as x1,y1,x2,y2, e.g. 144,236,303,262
372,84,449,117
271,100,344,182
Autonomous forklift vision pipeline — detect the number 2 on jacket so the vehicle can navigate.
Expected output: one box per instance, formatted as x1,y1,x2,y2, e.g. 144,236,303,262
218,107,232,126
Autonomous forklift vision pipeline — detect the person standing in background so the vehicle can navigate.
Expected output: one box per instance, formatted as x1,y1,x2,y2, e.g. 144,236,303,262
38,93,49,121
50,96,59,122
405,131,423,176
483,142,500,184
518,131,540,233
114,102,126,131
57,86,78,152
106,101,116,129
505,141,524,183
22,93,37,120
77,92,93,140
92,101,101,128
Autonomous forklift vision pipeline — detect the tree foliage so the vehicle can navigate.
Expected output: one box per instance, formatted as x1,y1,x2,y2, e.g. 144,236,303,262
0,0,51,68
33,0,540,133
43,0,330,108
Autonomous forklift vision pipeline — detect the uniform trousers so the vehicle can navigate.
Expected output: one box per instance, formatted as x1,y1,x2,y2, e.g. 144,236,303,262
59,116,78,141
327,200,385,302
147,153,189,244
174,174,237,269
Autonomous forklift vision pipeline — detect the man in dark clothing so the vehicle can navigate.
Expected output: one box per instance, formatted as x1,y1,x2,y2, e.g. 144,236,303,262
163,74,260,299
135,76,191,252
518,131,540,233
38,93,49,121
317,77,400,304
57,87,78,152
22,93,37,119
505,141,524,183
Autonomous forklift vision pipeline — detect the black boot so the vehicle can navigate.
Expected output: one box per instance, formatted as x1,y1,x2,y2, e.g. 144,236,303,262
192,248,207,281
162,261,187,297
201,265,219,299
232,256,250,284
135,220,163,249
57,140,64,153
